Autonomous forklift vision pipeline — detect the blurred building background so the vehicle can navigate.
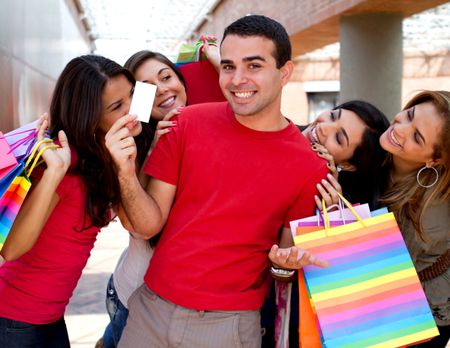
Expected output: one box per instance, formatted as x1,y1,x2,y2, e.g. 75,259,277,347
1,0,449,128
0,0,92,132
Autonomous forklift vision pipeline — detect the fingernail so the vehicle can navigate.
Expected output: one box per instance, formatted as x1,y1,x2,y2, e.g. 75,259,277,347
327,173,333,178
171,121,177,125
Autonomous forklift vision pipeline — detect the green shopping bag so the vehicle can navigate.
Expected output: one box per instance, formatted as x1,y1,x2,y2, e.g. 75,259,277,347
176,38,217,64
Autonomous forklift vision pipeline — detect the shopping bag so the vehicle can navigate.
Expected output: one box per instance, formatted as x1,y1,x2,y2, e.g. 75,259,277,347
0,139,58,248
176,42,201,64
293,204,388,347
3,120,39,162
176,38,216,64
0,162,25,199
178,60,226,105
175,38,226,105
291,201,372,348
0,132,18,181
290,201,372,238
294,194,439,348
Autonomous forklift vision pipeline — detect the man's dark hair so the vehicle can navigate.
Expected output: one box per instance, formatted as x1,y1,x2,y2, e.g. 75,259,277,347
221,15,291,68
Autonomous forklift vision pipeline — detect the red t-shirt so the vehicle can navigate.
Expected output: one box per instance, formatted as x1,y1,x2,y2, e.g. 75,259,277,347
0,157,101,324
144,102,328,310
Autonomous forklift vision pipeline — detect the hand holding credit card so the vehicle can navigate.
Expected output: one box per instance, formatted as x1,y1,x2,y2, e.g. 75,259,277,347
129,81,157,123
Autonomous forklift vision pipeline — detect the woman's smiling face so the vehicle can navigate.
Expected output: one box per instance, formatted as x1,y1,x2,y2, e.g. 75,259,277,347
303,108,367,166
134,58,187,120
379,102,444,169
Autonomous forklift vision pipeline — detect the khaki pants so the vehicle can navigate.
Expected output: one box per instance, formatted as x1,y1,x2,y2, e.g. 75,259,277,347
118,284,262,348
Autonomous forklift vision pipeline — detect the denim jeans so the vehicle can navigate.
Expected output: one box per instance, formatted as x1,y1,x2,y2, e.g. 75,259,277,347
102,274,129,348
0,316,70,348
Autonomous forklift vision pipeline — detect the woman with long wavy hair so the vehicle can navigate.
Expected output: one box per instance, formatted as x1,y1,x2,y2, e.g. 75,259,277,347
379,90,450,347
0,55,151,347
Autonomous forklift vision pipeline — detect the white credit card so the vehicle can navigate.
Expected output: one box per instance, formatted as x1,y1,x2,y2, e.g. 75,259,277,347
129,81,157,123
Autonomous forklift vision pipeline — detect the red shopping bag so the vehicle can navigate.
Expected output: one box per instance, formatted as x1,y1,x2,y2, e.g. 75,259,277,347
178,60,226,105
175,38,226,105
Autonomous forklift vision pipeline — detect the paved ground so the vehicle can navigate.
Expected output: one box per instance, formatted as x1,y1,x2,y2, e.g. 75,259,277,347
66,219,128,348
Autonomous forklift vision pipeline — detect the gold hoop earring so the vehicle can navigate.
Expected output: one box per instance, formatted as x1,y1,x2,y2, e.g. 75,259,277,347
416,166,439,188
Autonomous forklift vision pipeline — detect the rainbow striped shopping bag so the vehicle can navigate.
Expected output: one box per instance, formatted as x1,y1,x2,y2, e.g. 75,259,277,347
0,139,57,249
294,196,439,348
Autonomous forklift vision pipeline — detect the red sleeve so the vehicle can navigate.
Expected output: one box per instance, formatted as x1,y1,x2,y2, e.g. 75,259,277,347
283,162,329,227
29,146,79,200
30,165,70,200
55,174,71,200
143,114,184,185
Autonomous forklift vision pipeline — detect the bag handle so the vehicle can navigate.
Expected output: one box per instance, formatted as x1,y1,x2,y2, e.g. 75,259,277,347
321,192,366,233
316,198,347,226
195,42,203,62
2,128,36,139
316,199,344,226
194,38,218,62
2,124,51,154
24,139,59,177
3,129,38,154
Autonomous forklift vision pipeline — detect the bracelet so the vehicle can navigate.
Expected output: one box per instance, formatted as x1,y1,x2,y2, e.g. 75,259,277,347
270,266,295,282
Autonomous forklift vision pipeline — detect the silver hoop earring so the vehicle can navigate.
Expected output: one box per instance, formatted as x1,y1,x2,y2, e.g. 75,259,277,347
416,166,439,188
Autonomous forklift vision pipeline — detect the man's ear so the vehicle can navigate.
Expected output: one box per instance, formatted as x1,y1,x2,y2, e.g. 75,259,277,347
279,60,294,87
339,162,357,172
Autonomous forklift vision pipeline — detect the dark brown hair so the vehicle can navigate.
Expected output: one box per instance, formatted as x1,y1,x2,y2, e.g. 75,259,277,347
49,55,135,229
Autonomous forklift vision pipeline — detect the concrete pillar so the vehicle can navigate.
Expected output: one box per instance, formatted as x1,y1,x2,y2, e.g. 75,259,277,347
340,13,403,120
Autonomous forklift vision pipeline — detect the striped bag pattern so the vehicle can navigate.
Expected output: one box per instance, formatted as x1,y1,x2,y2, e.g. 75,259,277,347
294,212,439,348
0,174,31,247
0,138,57,249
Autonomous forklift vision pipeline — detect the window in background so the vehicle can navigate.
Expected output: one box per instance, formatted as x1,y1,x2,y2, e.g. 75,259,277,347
307,91,339,123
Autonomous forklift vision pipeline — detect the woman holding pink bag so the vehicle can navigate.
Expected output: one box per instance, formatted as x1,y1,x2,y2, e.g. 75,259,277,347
0,54,152,348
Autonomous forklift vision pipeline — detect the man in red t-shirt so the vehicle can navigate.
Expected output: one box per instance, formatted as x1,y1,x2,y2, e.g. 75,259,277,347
108,15,329,348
